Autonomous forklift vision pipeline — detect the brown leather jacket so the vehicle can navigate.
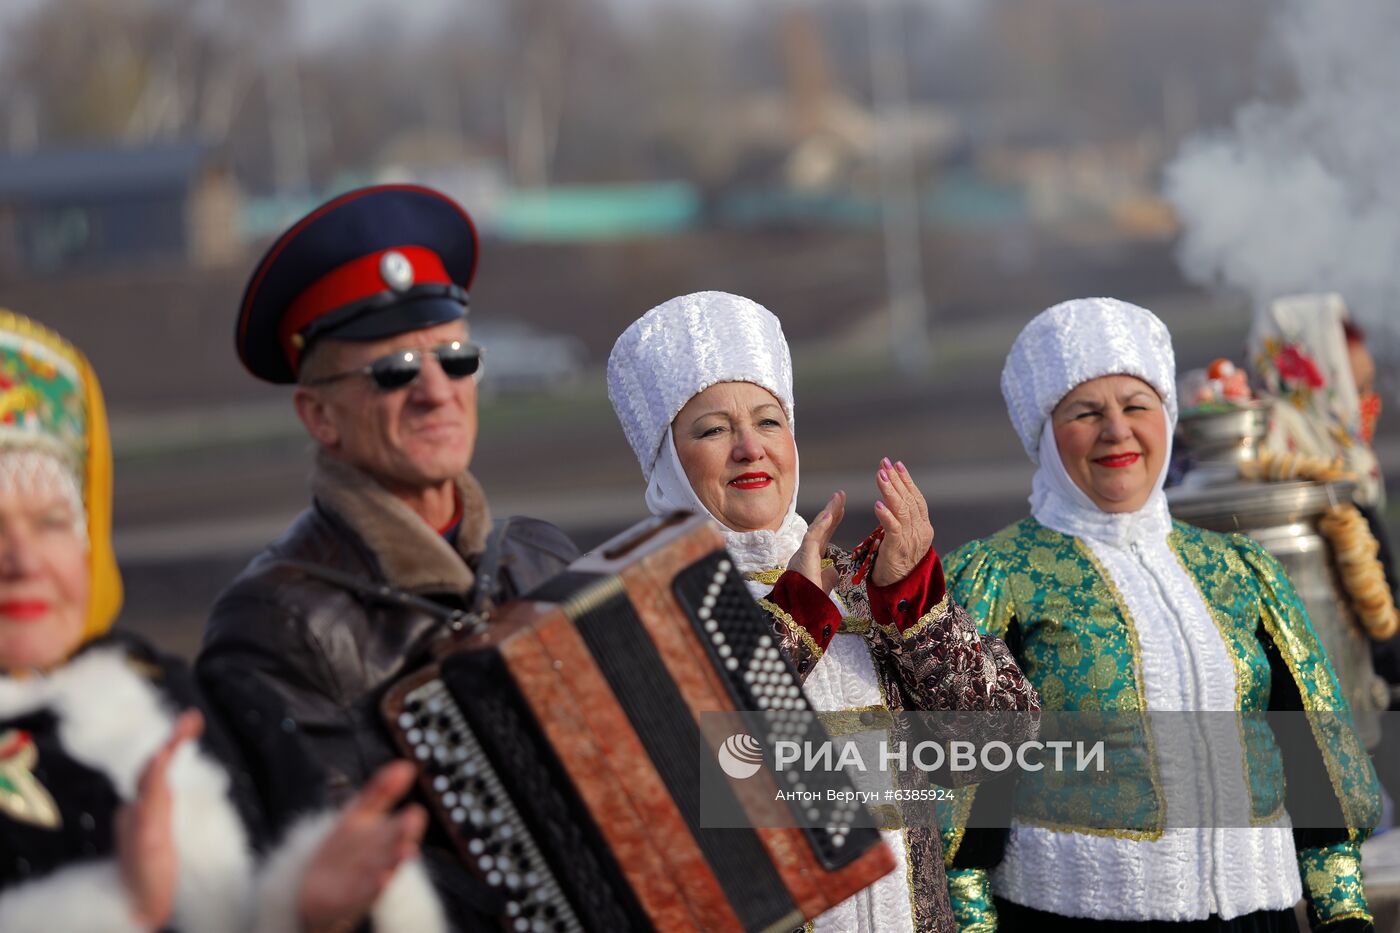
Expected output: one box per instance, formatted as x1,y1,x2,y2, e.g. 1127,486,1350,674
197,452,576,929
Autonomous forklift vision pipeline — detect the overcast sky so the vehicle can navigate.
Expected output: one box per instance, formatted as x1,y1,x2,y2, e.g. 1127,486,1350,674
0,0,977,49
0,0,755,46
0,0,456,46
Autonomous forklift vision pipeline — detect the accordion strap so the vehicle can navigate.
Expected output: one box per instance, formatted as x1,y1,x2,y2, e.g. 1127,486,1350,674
272,518,520,640
274,559,485,638
467,516,513,618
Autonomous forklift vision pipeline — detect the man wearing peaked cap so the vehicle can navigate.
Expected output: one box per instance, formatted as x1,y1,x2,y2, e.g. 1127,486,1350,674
234,183,480,385
199,185,578,929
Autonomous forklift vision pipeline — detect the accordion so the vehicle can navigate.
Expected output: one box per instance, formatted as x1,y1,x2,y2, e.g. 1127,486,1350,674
382,512,894,933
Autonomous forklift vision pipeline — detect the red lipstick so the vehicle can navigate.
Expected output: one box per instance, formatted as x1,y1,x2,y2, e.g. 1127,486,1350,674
1094,453,1141,469
729,472,773,489
0,600,50,620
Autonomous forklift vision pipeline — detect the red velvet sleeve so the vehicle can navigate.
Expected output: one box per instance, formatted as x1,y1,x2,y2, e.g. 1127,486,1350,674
864,545,946,634
765,569,843,653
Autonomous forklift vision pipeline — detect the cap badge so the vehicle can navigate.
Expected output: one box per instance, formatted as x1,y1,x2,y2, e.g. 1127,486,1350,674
379,250,415,292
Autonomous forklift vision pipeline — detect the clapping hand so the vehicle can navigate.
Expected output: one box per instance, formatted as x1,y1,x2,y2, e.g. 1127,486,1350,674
298,760,429,933
789,491,846,593
871,458,934,587
117,709,204,931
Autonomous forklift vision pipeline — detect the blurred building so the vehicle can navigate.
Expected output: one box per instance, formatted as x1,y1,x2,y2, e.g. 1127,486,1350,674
979,132,1177,239
0,141,242,276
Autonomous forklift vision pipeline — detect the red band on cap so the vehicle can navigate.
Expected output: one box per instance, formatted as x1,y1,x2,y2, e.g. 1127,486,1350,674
278,246,452,370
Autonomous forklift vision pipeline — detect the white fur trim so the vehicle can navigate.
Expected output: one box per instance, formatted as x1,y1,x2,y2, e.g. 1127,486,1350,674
370,855,450,933
0,647,254,933
254,810,448,933
253,811,335,933
1001,297,1177,464
0,861,144,933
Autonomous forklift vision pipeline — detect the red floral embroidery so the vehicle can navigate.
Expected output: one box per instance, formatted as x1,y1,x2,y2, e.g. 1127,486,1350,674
1275,344,1325,389
1360,391,1383,444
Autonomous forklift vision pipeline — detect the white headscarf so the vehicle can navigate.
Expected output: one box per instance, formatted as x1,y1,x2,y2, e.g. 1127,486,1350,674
1000,297,1178,545
607,292,808,586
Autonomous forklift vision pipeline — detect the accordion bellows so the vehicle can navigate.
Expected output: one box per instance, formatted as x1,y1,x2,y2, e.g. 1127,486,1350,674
384,513,894,932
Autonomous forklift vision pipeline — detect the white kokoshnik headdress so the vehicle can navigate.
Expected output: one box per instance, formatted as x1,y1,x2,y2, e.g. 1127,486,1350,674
608,290,794,477
607,291,806,581
1001,297,1178,466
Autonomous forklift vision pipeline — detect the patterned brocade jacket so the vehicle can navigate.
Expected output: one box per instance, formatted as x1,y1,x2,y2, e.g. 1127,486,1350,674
755,544,1039,933
941,517,1381,931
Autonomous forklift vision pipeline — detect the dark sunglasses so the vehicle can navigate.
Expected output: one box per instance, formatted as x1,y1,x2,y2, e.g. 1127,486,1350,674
304,340,482,390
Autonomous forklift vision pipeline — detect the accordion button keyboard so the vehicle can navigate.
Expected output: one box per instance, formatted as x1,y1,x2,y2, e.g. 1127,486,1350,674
397,679,584,933
674,550,877,870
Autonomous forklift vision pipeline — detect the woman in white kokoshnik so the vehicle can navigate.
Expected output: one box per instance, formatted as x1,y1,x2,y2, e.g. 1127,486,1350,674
607,290,1038,933
942,297,1381,932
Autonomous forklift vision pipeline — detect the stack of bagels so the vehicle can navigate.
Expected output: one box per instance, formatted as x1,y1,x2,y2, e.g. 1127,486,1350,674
1238,449,1351,484
1318,504,1400,640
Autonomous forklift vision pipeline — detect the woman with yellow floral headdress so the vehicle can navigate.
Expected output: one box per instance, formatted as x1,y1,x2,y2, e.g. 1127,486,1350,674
0,310,450,932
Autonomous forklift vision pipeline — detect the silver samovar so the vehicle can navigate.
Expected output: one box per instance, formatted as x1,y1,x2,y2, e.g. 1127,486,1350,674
1168,401,1388,746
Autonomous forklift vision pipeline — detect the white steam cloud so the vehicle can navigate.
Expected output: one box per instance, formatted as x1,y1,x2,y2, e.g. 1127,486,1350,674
1163,0,1400,367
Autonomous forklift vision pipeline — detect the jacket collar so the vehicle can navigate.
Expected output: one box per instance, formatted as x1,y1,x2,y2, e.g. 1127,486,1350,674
310,448,491,593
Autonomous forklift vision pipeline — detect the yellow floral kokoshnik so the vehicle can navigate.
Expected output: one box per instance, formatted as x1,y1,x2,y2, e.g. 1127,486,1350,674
0,311,87,477
0,308,122,643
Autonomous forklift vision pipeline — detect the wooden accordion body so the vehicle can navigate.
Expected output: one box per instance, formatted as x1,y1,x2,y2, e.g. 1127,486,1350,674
383,512,894,933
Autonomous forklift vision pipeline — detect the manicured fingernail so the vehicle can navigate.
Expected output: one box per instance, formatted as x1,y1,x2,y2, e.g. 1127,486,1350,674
882,457,892,469
875,501,886,511
879,469,889,482
896,461,907,473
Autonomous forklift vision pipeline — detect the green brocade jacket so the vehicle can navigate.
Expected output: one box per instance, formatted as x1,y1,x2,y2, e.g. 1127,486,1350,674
939,517,1381,931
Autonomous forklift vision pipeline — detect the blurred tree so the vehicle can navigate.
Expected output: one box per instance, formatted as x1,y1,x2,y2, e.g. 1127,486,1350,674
0,0,276,148
0,0,1280,196
499,0,576,187
4,0,154,143
635,6,745,185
